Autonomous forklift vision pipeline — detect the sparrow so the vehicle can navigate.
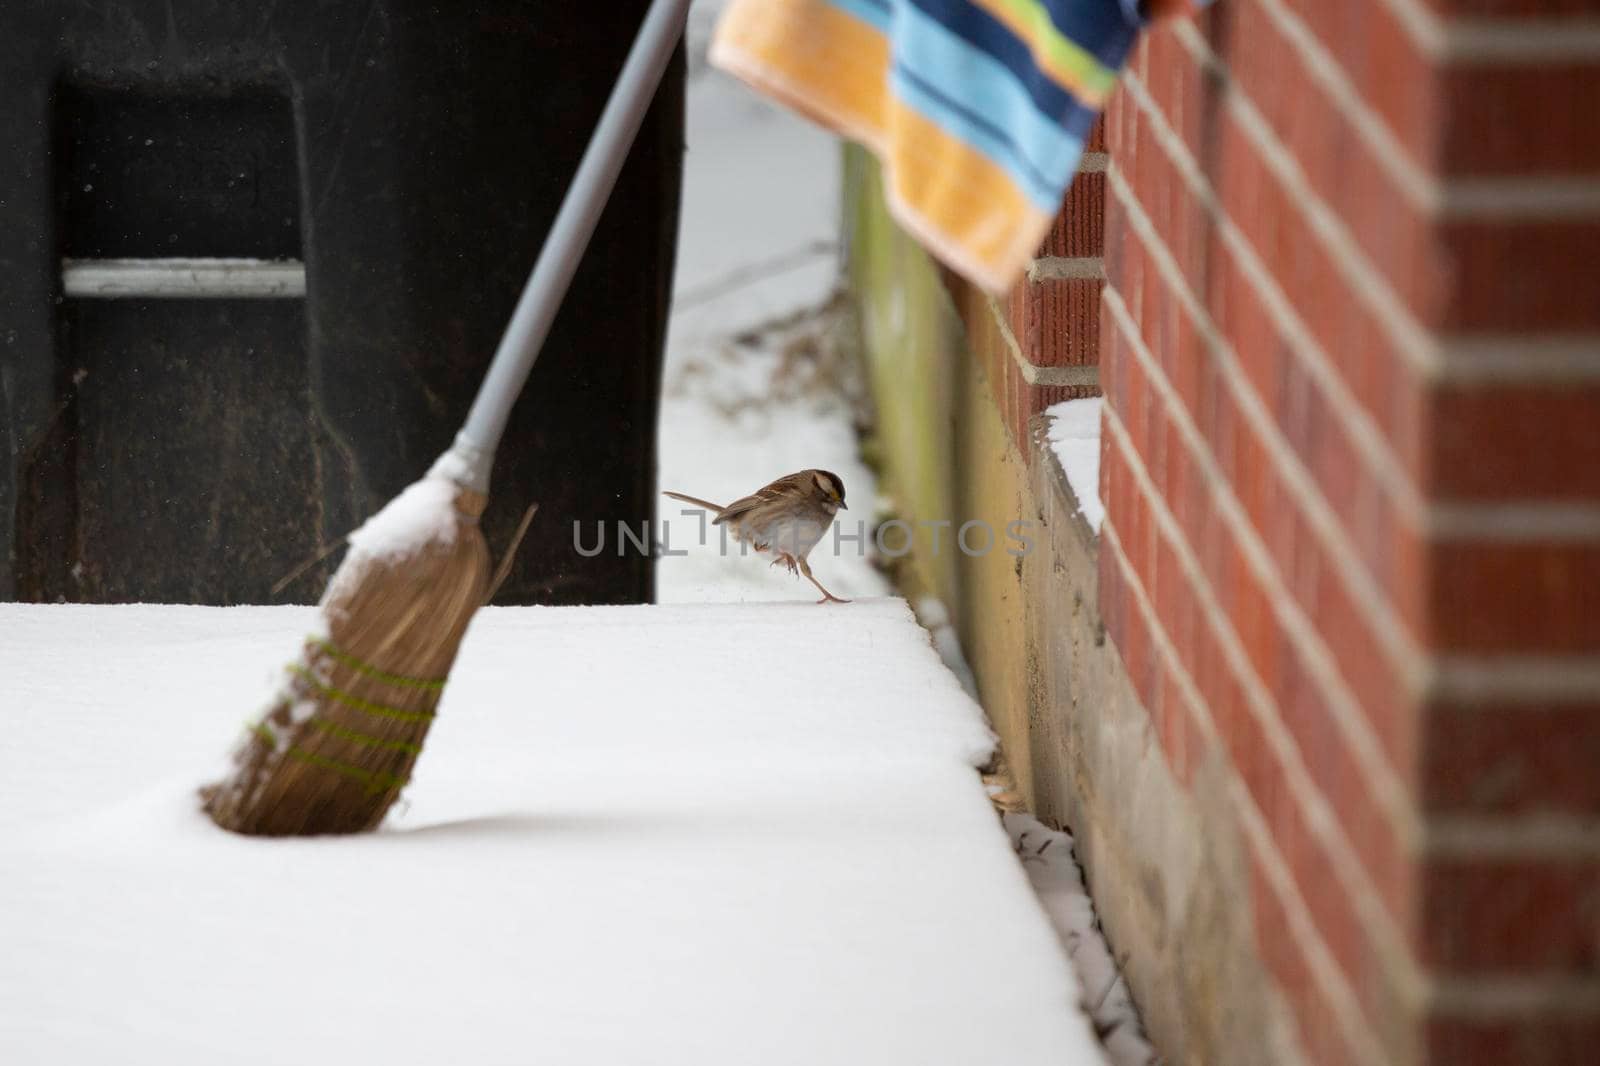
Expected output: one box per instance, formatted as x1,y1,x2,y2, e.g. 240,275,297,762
664,469,851,604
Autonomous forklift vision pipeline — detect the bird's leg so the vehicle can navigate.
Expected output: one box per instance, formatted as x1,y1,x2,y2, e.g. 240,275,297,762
769,551,799,575
798,557,850,604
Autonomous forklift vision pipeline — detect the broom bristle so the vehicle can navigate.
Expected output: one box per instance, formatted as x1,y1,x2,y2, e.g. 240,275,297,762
202,483,491,836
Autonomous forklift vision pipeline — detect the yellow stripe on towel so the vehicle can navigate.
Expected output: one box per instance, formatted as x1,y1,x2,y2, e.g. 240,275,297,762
713,0,1052,290
969,0,1120,106
711,0,891,144
882,97,1054,288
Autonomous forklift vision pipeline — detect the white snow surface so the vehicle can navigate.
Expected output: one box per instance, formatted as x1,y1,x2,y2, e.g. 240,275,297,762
1044,399,1105,534
0,601,1111,1065
656,17,889,606
671,23,839,344
1009,814,1155,1066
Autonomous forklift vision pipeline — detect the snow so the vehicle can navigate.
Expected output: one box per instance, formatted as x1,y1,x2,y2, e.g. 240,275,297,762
646,25,1130,1066
0,601,1109,1065
914,596,978,700
656,11,888,606
426,435,490,491
0,11,1131,1064
344,477,459,560
1044,398,1105,534
1009,814,1156,1066
672,10,839,342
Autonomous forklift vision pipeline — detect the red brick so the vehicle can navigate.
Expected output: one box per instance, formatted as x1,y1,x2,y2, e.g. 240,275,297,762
1161,667,1200,787
1420,857,1600,972
1117,108,1600,642
1427,1013,1600,1066
1206,0,1443,323
1105,428,1419,1028
1121,174,1600,659
1008,277,1103,368
1274,0,1600,178
1224,0,1435,170
1441,216,1600,331
1121,591,1155,712
1211,0,1600,333
1101,305,1127,421
1111,69,1434,483
1427,540,1600,653
1420,1,1600,14
1438,61,1600,178
1036,171,1106,259
1095,8,1600,1062
1139,26,1213,166
1102,174,1131,295
1109,217,1426,758
1211,115,1426,441
1422,701,1600,815
1027,382,1094,422
1125,96,1210,292
1248,849,1366,1066
1428,382,1600,502
1107,344,1418,911
1100,515,1129,649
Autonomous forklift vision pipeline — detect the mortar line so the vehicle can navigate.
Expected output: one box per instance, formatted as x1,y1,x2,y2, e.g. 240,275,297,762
985,293,1101,387
1102,520,1403,1064
1370,0,1600,61
1106,165,1431,695
1103,406,1426,990
1103,287,1420,834
1109,518,1600,1022
1109,287,1600,853
1240,0,1600,219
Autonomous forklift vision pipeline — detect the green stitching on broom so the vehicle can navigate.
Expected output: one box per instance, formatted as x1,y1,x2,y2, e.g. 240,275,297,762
305,717,424,755
287,665,437,724
304,636,448,691
287,748,409,795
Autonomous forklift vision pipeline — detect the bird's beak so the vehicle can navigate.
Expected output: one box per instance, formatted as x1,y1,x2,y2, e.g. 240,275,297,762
839,500,848,510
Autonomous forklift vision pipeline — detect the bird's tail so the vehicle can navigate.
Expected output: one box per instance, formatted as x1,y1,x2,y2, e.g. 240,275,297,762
662,490,725,515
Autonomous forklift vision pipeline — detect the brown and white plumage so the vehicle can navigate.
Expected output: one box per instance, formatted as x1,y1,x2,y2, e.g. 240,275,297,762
664,469,850,604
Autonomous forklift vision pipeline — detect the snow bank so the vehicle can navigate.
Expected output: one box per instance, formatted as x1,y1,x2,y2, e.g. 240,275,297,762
1044,399,1105,534
0,601,1107,1065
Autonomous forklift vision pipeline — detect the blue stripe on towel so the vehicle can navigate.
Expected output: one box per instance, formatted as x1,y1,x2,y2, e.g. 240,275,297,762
890,2,1086,203
890,67,1077,209
1035,0,1145,69
913,0,1141,74
905,0,1083,120
826,0,894,31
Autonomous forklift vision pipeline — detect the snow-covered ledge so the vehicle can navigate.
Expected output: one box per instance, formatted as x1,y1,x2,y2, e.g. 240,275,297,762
0,599,1116,1065
1044,397,1104,537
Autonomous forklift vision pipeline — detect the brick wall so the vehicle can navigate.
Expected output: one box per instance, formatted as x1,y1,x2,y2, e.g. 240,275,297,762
1095,3,1600,1064
948,124,1107,455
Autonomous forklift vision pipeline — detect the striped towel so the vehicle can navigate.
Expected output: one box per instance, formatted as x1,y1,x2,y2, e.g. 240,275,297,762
711,0,1212,292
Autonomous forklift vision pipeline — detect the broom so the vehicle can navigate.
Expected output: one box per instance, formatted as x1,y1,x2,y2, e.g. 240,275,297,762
203,0,693,836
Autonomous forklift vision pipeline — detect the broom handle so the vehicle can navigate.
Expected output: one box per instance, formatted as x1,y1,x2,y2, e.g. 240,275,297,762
436,0,692,493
